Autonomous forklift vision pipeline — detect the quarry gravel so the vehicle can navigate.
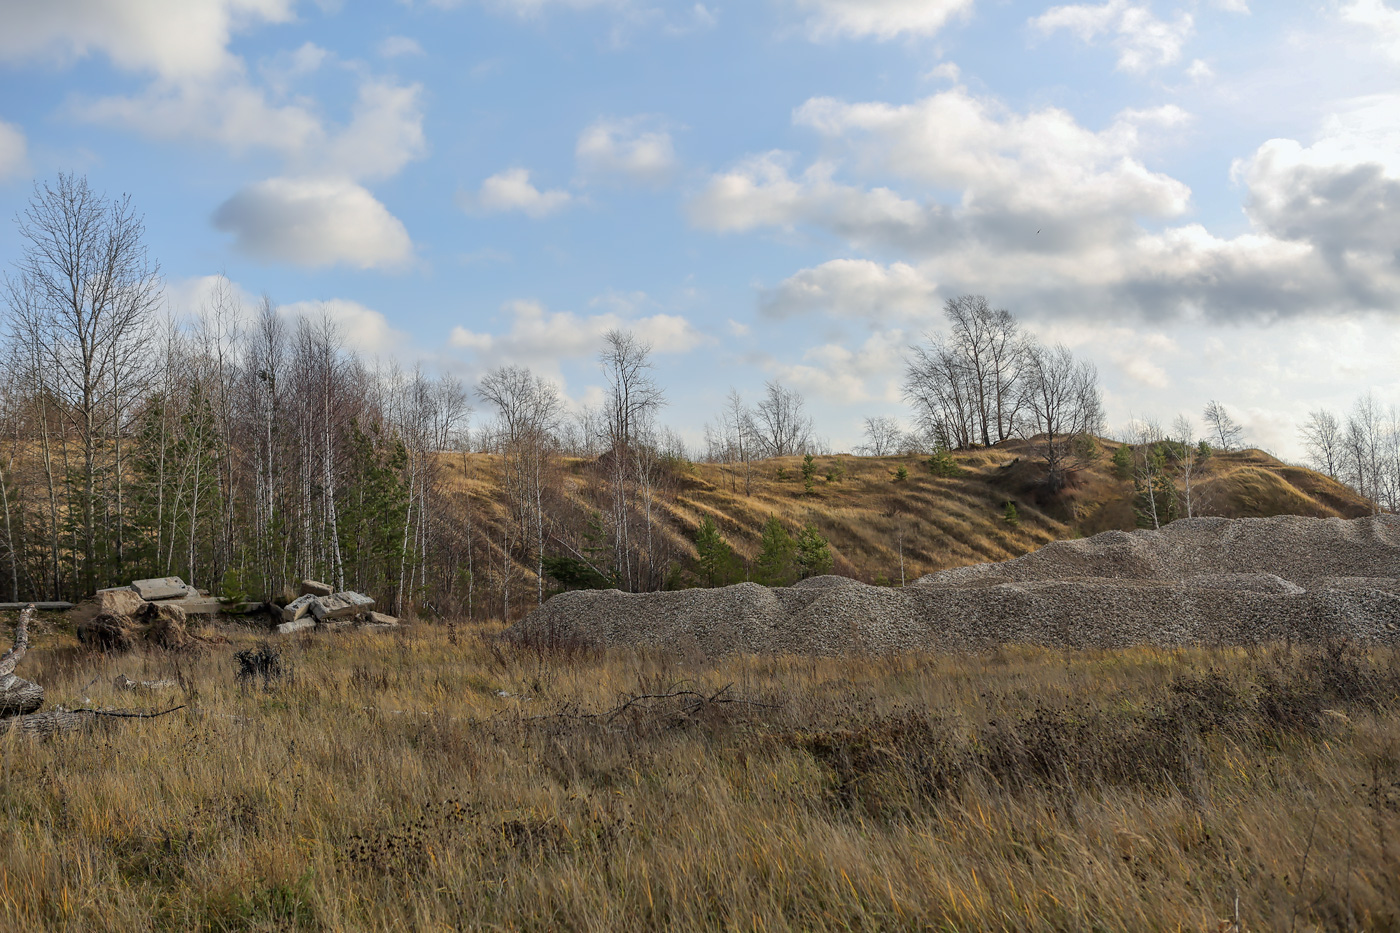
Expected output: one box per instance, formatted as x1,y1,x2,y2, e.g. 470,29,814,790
512,515,1400,655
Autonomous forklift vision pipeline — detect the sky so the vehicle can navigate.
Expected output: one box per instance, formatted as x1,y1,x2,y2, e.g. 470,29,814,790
0,0,1398,459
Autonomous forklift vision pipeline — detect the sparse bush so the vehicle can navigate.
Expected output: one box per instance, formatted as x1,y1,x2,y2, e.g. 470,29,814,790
233,642,284,687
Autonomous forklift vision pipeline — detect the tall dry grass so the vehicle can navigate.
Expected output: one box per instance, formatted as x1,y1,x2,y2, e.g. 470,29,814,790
2,618,1398,931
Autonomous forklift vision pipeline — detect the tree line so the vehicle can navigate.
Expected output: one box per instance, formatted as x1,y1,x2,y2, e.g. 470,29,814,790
0,176,1388,613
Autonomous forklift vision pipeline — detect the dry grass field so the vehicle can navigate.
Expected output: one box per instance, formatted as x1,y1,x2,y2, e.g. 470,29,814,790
3,617,1399,931
444,441,1372,589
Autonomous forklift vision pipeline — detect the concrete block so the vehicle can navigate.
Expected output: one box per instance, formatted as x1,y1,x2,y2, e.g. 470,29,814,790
275,617,315,635
299,579,334,598
312,591,374,621
281,594,319,623
132,577,190,601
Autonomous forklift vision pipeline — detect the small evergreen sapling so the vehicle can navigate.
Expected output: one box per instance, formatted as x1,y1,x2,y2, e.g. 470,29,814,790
796,524,833,578
1003,501,1020,527
1112,443,1134,479
925,449,961,477
755,515,797,586
694,516,743,587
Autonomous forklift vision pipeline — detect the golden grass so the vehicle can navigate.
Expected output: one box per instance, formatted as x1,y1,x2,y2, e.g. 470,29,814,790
2,617,1399,931
442,441,1373,591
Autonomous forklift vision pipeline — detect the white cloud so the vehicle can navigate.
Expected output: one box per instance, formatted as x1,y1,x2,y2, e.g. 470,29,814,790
691,92,1191,256
448,299,705,372
466,0,628,13
772,329,910,404
378,35,425,57
259,42,330,92
761,259,938,321
75,76,427,182
791,0,975,41
1342,0,1400,60
0,0,295,79
576,117,677,186
696,84,1400,324
71,80,325,161
1032,0,1193,72
687,151,927,247
212,177,414,269
0,120,28,180
279,298,413,356
1236,93,1400,260
922,61,961,82
463,168,574,218
318,79,427,180
1186,58,1214,81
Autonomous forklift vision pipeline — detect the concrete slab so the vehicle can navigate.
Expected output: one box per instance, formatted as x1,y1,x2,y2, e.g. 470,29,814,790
299,579,334,598
132,577,191,601
311,591,374,621
275,617,315,635
281,594,319,623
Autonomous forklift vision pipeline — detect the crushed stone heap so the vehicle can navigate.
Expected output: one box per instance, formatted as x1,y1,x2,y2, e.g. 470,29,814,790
511,515,1400,656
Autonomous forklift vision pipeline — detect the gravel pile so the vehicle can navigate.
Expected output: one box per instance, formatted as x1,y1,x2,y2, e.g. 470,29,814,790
512,515,1400,656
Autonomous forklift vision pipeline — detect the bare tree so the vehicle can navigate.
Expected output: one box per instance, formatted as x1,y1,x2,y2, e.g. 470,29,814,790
4,174,160,594
478,365,562,608
1299,408,1342,478
1203,400,1244,451
1171,413,1202,519
943,295,1025,445
859,416,904,456
1020,341,1103,492
598,329,667,591
904,337,977,450
753,380,813,457
904,296,1028,450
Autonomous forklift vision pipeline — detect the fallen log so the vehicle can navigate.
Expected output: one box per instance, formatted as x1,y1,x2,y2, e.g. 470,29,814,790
0,607,41,715
0,602,73,611
3,705,186,737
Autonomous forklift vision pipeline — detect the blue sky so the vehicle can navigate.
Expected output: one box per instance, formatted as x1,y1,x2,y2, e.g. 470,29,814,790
1,0,1398,457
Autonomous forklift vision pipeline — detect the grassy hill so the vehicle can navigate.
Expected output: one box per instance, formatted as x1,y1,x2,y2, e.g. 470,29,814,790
442,438,1373,590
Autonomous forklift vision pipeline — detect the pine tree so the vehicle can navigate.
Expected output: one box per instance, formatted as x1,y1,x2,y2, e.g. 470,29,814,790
795,524,832,579
1112,443,1134,479
694,515,741,587
925,448,960,477
754,515,797,586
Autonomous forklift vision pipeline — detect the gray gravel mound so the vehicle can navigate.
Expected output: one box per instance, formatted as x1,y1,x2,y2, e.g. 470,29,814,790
513,514,1400,656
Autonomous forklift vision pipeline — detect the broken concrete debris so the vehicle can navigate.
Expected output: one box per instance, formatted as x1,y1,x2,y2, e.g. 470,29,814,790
132,577,192,601
274,616,316,635
72,574,399,642
311,591,374,621
278,592,402,633
281,594,318,623
299,579,334,598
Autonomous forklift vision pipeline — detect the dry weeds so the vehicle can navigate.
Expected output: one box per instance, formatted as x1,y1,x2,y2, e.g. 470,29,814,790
1,619,1398,931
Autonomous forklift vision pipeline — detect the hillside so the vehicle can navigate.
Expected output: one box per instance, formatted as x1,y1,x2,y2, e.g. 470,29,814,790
442,438,1374,591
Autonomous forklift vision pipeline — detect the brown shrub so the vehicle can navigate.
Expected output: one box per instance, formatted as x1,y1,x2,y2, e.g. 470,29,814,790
143,603,192,651
76,612,139,652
